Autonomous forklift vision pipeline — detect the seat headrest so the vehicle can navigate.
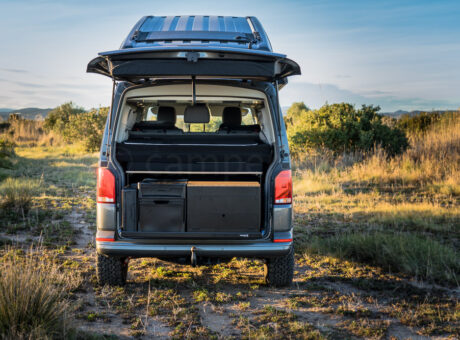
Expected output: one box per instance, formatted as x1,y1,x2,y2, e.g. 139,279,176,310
184,104,210,124
222,107,242,126
157,106,176,124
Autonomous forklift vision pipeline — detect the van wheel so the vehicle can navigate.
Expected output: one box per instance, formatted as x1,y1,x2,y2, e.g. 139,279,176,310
264,246,294,287
97,253,128,286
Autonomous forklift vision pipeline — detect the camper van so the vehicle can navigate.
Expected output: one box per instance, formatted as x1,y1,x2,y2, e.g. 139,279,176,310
88,15,300,286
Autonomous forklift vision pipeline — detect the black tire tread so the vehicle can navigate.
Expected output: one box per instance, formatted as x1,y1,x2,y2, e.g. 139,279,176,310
264,246,294,287
97,253,127,286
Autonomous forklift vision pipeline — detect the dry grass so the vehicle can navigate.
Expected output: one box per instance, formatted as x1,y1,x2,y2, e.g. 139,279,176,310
348,113,460,188
0,245,82,339
0,118,64,147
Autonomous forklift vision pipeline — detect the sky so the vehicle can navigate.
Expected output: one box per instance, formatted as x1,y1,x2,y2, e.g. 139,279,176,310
0,0,459,112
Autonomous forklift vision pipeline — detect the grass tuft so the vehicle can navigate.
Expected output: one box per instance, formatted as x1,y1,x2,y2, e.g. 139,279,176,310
0,245,78,339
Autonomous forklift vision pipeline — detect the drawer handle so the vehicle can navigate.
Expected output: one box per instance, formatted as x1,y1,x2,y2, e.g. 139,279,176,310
153,200,170,204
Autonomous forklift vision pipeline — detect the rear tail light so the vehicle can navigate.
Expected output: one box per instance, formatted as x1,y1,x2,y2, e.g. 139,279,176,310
274,170,292,204
96,237,115,242
97,167,115,203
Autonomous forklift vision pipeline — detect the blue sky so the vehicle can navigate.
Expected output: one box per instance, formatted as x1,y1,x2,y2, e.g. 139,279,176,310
0,0,459,112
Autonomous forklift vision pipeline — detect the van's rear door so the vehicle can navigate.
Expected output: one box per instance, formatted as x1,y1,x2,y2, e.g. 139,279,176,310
87,46,300,82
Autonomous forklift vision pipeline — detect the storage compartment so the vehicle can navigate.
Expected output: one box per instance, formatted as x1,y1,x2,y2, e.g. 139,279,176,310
137,179,186,233
121,178,264,238
186,181,260,233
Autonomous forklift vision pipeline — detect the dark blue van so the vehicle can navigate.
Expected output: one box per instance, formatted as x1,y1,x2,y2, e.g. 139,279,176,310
88,15,300,287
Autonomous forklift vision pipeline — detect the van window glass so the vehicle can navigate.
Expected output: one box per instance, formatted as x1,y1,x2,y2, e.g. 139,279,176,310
139,104,258,133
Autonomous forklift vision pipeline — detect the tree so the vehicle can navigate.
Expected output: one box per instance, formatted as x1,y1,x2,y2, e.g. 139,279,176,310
43,102,85,133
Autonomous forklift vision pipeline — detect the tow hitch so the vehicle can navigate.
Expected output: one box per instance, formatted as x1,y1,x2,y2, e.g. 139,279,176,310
190,246,197,267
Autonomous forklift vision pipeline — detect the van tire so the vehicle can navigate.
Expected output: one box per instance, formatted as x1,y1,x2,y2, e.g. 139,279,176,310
97,254,128,286
264,246,294,287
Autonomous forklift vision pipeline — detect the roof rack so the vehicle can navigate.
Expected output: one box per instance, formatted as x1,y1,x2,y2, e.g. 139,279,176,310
133,30,257,44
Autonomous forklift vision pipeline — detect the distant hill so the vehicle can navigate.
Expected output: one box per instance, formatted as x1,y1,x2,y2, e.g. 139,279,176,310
0,107,52,120
281,105,455,118
381,110,455,117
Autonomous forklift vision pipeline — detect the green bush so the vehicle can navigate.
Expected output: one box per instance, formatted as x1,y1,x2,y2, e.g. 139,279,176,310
286,103,408,157
62,108,108,152
305,232,459,285
397,112,441,133
284,102,309,128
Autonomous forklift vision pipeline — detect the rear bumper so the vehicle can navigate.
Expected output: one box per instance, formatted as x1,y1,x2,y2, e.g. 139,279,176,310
96,240,292,258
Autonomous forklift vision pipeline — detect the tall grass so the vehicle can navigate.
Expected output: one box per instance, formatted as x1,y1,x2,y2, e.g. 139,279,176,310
0,177,42,214
0,139,15,169
305,232,459,285
0,246,81,339
0,118,64,147
348,114,460,189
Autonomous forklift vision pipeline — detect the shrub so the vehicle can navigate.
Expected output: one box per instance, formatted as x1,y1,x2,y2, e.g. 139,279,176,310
286,103,408,158
305,232,459,285
62,108,108,152
0,177,41,214
0,246,75,339
44,103,108,152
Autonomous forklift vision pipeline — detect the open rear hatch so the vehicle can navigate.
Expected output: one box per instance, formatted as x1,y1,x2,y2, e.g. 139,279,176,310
87,46,300,82
87,15,300,82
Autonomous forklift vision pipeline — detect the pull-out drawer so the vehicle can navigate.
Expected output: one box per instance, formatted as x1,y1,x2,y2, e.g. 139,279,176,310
138,179,186,198
138,197,185,232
